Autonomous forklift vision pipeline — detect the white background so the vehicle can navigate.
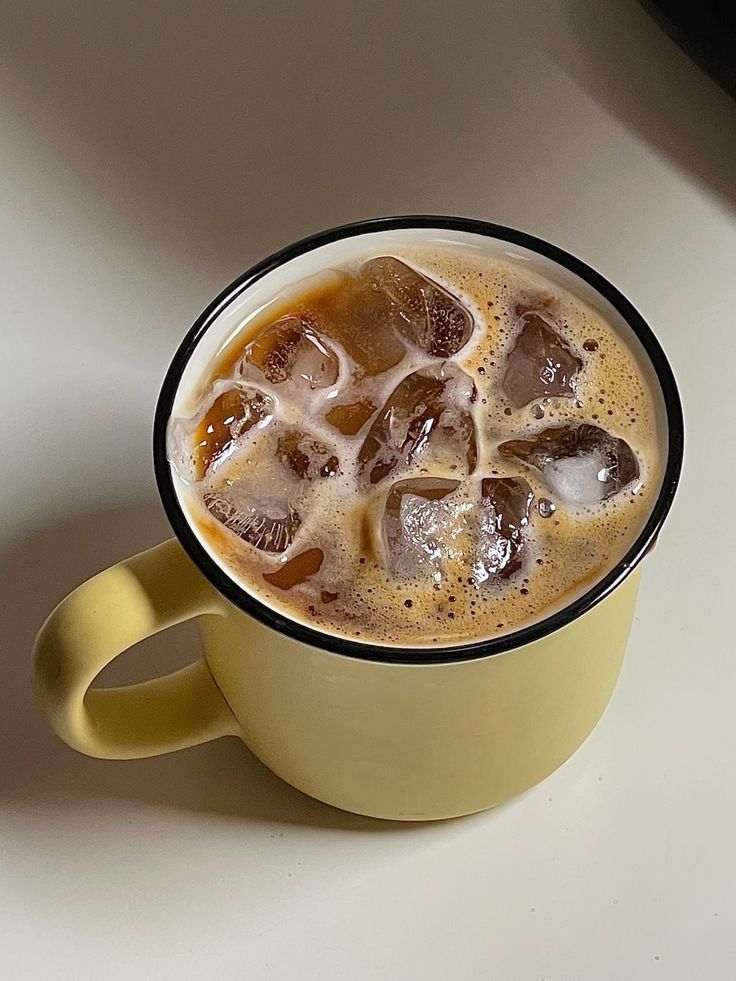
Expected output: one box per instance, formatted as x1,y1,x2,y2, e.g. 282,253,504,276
1,2,735,978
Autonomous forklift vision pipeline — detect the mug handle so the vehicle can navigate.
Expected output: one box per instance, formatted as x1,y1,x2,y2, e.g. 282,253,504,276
33,538,239,760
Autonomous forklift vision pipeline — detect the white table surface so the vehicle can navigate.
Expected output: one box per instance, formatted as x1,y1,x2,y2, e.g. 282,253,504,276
2,2,735,978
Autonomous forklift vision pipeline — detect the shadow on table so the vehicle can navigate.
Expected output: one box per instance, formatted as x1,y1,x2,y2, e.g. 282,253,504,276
554,0,736,210
1,503,455,833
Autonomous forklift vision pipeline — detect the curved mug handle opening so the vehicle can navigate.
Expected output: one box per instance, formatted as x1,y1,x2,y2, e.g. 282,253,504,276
33,539,238,760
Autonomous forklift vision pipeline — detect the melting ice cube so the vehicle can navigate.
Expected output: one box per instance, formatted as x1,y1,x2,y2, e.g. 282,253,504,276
498,424,640,505
358,256,474,358
358,362,477,485
475,476,534,581
502,311,582,408
241,316,339,390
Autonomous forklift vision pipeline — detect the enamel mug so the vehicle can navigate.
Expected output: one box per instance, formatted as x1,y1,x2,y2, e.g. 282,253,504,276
33,217,683,821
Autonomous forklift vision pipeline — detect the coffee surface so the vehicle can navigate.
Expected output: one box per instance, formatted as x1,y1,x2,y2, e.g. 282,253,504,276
169,246,662,647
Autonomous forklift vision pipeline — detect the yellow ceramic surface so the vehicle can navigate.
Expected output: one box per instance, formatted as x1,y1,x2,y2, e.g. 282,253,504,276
34,537,641,820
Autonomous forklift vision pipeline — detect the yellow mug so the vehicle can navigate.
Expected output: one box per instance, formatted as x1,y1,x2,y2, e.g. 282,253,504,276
33,217,683,821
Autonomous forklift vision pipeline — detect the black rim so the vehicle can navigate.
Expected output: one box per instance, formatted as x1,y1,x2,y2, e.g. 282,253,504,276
153,216,684,665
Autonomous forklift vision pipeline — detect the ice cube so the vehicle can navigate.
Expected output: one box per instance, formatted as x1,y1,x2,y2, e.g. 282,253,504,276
382,477,464,580
475,477,534,581
498,423,640,505
502,311,582,408
357,362,477,485
314,273,407,377
358,256,474,358
201,420,341,554
203,482,300,553
241,316,339,389
275,428,340,480
191,385,274,478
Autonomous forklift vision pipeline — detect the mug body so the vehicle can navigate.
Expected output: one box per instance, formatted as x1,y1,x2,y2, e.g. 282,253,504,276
200,567,641,820
153,217,682,820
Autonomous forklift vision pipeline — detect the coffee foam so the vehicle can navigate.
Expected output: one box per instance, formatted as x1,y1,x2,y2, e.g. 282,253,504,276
175,246,664,648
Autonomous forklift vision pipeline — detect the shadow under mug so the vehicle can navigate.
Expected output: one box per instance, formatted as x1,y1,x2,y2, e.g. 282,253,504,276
33,217,683,821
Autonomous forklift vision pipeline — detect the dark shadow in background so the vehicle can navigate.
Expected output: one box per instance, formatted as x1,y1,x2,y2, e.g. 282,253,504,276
0,503,438,831
552,0,736,208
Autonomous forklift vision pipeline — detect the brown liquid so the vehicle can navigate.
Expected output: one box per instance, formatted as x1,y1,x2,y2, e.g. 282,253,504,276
172,246,663,647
